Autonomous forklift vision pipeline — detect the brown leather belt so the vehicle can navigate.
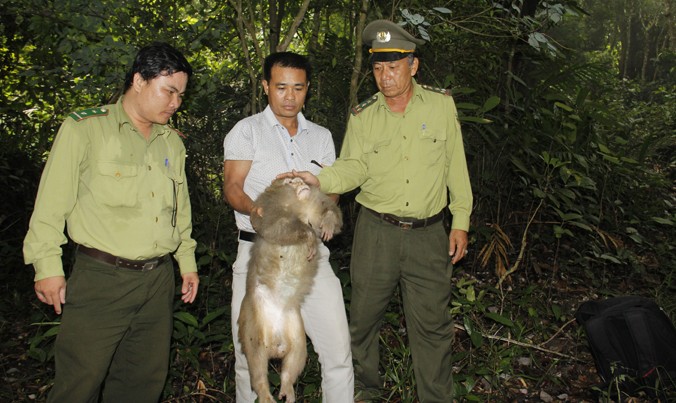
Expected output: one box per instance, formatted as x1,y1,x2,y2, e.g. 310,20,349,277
364,207,444,230
238,230,257,242
77,245,169,272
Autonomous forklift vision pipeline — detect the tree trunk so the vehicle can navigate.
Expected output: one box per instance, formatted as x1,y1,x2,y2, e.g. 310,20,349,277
348,0,369,117
619,0,632,79
228,0,266,112
269,0,281,54
668,0,676,51
308,4,321,54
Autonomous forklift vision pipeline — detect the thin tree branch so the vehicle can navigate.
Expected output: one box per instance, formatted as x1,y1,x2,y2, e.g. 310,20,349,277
277,0,312,51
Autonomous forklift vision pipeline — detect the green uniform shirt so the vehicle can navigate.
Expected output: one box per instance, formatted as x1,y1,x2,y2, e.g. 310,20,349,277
23,98,197,281
318,80,473,230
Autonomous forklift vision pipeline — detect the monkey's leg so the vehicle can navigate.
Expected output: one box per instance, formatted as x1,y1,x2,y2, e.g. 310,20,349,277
245,338,276,403
240,300,276,403
278,311,307,403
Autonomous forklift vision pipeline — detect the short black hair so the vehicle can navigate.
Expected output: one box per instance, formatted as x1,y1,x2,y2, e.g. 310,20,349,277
123,42,192,92
263,52,312,83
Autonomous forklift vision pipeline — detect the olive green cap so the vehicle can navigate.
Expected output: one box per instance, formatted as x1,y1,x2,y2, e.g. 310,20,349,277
362,19,425,61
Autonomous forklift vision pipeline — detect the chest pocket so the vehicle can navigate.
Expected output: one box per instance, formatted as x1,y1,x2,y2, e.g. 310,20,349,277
91,161,139,207
363,138,393,176
419,127,446,166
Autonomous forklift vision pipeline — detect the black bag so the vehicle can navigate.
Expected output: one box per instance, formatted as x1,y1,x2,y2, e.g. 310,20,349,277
575,296,676,397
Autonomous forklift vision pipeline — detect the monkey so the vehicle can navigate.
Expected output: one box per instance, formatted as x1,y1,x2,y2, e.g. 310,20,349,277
238,177,342,403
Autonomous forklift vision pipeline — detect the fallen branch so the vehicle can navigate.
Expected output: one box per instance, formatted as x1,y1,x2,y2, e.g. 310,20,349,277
454,320,584,362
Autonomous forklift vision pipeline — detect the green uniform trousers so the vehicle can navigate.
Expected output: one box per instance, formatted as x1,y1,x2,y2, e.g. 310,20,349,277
350,208,455,402
48,253,175,403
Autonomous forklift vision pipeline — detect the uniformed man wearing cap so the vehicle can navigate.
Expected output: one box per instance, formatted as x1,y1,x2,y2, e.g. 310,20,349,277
279,19,472,401
23,42,199,402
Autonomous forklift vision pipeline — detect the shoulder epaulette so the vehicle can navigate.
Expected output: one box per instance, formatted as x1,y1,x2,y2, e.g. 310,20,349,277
69,107,109,122
168,125,187,139
351,95,378,116
420,84,452,96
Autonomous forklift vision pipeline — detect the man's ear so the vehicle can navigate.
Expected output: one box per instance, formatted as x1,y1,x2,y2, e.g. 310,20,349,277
132,72,146,92
410,57,419,77
262,80,269,96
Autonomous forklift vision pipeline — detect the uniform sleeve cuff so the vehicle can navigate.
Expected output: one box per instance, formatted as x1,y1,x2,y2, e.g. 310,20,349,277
33,256,65,281
450,214,471,232
316,172,328,193
174,255,197,275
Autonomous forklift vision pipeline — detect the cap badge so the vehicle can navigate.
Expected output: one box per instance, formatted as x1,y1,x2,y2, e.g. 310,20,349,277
376,31,391,43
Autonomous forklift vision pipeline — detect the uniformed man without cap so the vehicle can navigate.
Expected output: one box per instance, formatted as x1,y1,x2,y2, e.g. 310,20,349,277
279,19,473,402
23,42,199,403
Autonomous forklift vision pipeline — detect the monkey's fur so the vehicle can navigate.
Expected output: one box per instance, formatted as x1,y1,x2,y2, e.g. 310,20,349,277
238,177,342,402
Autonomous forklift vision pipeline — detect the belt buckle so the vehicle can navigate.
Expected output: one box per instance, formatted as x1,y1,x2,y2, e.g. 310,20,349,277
399,221,413,230
142,261,158,272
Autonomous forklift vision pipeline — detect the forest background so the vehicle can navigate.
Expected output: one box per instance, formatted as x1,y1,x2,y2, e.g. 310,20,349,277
1,0,674,401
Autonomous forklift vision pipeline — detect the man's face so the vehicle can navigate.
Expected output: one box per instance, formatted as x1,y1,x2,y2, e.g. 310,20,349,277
262,65,308,121
372,56,418,99
135,71,188,125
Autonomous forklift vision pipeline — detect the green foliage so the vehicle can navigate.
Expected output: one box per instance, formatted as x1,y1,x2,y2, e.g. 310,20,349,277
26,322,60,364
2,0,675,401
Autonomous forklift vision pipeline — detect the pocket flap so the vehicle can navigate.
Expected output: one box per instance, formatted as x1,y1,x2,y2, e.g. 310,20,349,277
97,162,138,179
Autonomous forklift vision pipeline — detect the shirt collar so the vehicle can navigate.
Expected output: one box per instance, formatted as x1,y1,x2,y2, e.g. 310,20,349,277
411,78,426,104
115,96,171,139
262,105,307,134
374,78,425,110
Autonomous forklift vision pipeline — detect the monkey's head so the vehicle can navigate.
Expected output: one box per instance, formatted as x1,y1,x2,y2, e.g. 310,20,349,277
282,177,311,200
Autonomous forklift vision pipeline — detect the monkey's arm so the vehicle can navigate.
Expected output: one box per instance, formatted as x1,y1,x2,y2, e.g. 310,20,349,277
306,190,343,241
223,159,256,215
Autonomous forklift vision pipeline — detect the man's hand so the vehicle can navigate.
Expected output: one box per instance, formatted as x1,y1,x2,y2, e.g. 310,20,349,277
35,276,67,314
276,170,320,187
180,272,199,303
448,229,469,265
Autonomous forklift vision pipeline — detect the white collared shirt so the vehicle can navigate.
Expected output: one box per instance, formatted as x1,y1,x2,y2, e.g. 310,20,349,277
223,105,336,232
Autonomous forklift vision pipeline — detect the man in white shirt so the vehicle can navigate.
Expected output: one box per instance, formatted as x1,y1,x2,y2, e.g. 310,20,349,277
223,51,354,402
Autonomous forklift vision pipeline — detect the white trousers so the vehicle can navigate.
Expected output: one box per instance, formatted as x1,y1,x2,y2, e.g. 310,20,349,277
231,240,354,402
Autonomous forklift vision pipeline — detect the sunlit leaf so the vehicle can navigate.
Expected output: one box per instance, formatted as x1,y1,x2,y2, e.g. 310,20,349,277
433,7,452,14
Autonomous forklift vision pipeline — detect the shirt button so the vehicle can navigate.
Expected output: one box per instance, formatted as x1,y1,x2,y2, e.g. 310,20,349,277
406,202,409,206
155,217,158,222
148,165,152,171
406,179,409,184
151,192,155,197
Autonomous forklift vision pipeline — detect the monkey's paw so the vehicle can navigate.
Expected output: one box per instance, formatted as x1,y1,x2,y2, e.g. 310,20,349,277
279,383,296,402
